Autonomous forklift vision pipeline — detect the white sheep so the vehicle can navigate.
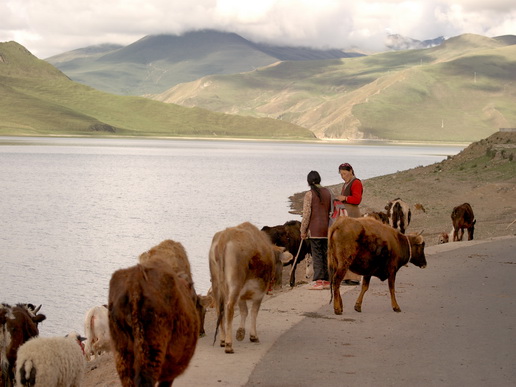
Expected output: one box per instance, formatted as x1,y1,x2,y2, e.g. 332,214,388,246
15,331,85,387
83,305,111,361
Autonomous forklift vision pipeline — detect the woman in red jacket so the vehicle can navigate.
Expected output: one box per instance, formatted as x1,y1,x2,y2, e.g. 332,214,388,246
336,162,363,285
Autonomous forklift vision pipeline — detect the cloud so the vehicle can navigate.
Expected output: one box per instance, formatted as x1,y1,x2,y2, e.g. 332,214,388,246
2,0,516,58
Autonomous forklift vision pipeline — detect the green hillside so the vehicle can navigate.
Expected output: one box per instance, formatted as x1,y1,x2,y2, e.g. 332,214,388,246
152,34,516,142
0,42,314,139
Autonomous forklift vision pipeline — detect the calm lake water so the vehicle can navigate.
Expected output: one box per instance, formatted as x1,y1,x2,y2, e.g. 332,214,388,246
0,137,464,337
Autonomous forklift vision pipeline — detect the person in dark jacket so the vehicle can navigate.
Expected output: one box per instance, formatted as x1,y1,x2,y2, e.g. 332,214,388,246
300,171,332,290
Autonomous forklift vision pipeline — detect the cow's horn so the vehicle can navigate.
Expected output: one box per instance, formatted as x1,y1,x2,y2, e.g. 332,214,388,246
417,230,424,236
34,304,42,314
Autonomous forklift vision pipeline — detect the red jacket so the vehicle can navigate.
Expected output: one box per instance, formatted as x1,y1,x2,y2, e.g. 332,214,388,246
341,178,363,205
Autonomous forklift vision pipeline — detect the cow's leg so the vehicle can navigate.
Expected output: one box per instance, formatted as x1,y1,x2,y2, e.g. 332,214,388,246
331,266,346,315
224,289,241,354
249,297,263,343
354,275,371,312
113,352,134,387
214,293,226,347
236,298,248,341
458,228,464,241
388,273,401,312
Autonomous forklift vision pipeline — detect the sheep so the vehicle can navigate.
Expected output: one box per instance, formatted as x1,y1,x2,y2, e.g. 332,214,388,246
83,305,111,361
438,226,455,244
15,331,85,387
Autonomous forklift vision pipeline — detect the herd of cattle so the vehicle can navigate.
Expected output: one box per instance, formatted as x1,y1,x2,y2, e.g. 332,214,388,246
1,200,476,386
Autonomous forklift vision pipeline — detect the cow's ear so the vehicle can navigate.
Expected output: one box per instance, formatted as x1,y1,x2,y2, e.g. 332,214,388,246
33,314,46,323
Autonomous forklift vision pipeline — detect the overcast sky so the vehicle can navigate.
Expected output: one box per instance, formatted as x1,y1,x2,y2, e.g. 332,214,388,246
3,0,516,59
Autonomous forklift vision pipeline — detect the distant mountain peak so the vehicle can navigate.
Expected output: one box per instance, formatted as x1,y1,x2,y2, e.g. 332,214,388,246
385,34,445,50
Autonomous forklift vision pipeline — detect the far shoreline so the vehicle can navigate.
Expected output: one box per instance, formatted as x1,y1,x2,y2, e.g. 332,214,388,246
0,134,471,148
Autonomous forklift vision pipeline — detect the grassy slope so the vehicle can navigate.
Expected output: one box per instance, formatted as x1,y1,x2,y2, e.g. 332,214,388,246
153,34,516,142
0,42,313,139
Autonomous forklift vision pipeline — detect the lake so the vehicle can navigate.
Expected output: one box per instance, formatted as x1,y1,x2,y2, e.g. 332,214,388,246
0,137,464,337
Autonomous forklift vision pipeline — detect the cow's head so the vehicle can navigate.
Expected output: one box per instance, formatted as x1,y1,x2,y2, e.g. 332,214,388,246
468,219,476,240
407,232,426,268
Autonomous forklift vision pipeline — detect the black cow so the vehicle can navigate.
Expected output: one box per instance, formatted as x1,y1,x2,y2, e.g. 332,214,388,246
261,220,311,287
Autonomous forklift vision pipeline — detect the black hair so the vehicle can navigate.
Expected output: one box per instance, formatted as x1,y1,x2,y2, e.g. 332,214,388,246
307,170,322,201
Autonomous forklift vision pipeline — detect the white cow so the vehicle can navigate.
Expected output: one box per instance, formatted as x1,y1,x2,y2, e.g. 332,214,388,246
83,305,111,361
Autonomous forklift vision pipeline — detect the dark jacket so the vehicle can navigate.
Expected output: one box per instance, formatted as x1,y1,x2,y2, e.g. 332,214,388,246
309,186,332,237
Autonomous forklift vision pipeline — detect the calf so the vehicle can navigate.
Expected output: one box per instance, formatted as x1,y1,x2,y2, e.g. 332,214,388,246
139,239,206,337
0,303,46,387
108,257,199,386
209,222,288,353
328,217,426,314
385,198,412,234
451,203,476,241
83,305,111,361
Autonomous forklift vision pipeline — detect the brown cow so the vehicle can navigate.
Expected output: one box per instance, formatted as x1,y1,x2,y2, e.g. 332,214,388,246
328,217,427,314
209,222,288,354
451,203,476,241
108,256,199,386
0,303,46,387
139,239,207,337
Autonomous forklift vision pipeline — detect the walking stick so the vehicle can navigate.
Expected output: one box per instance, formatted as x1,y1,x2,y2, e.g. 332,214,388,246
289,238,308,287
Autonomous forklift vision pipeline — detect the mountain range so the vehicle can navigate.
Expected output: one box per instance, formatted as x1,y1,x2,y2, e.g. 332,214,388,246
3,31,516,142
47,30,363,96
148,33,516,142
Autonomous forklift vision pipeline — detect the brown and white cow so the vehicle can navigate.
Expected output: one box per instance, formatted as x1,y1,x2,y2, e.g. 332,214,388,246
209,222,287,354
139,239,207,337
385,198,412,234
451,203,476,241
0,303,46,387
108,253,199,386
328,217,426,315
363,211,390,225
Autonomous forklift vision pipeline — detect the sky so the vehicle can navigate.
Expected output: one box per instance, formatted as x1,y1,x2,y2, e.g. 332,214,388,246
2,0,516,59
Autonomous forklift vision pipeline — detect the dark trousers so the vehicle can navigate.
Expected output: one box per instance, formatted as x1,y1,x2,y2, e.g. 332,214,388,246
310,238,328,281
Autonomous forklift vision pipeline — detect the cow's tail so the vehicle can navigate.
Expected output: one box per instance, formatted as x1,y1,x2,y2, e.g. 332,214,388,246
213,300,224,346
18,359,37,387
212,240,226,346
327,227,336,304
393,202,402,231
131,265,155,386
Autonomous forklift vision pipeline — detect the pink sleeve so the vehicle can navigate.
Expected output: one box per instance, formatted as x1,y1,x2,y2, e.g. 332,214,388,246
300,191,312,235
